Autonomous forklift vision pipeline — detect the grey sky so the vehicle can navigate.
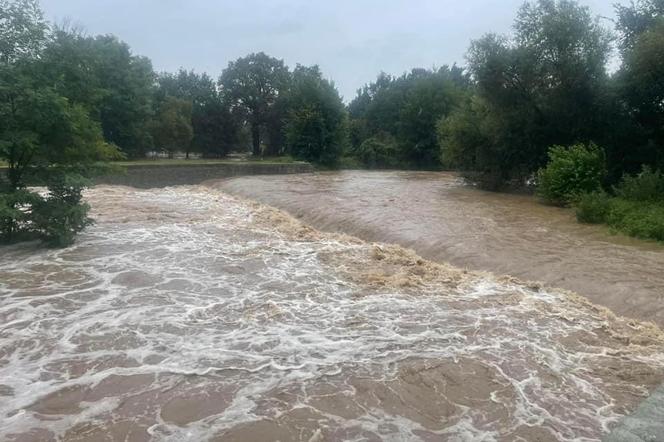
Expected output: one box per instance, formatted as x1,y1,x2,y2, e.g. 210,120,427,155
40,0,620,101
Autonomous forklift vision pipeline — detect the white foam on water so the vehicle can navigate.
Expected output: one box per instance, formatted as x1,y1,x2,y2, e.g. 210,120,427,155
0,186,662,441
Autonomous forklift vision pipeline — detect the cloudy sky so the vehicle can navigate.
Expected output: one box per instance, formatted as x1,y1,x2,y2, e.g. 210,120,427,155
40,0,620,100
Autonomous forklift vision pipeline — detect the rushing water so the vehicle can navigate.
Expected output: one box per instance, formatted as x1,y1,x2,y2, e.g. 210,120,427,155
1,184,664,441
216,171,664,328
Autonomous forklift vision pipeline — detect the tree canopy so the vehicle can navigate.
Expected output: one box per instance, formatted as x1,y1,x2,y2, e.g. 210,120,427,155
284,65,347,165
1,0,118,246
219,52,290,156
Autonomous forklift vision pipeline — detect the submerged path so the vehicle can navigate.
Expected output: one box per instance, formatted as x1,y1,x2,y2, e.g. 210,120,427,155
215,171,664,328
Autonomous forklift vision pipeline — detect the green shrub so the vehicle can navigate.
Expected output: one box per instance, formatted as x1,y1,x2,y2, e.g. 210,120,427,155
1,174,93,247
31,175,93,247
575,191,611,224
32,196,92,247
0,190,42,243
606,199,664,242
355,135,400,169
537,143,606,205
337,155,363,170
614,166,664,202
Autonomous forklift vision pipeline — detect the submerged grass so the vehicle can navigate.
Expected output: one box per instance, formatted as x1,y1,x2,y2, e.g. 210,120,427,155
576,194,664,242
574,167,664,242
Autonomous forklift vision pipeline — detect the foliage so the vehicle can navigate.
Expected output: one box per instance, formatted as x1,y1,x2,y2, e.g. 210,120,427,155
575,191,612,223
40,29,155,158
283,65,347,165
617,17,664,171
0,0,47,63
151,96,194,158
614,166,664,202
441,0,612,188
575,166,664,242
30,173,93,247
354,134,400,169
0,0,114,247
348,66,469,168
156,69,238,157
536,143,606,205
219,52,290,156
615,0,664,50
604,198,664,241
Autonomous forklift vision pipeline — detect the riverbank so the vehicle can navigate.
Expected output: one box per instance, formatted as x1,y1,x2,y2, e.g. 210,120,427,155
95,159,314,188
215,170,664,328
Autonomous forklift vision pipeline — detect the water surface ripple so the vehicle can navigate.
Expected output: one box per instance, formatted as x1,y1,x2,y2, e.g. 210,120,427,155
216,171,664,327
0,185,663,441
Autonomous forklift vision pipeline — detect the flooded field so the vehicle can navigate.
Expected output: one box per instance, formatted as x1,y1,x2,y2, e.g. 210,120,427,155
1,185,663,441
217,171,664,328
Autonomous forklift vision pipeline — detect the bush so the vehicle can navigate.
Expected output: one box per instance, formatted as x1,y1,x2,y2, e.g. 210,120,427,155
355,135,400,169
0,190,42,243
537,143,606,205
1,175,93,247
575,191,611,224
607,199,664,242
575,192,664,242
614,166,664,202
31,174,93,247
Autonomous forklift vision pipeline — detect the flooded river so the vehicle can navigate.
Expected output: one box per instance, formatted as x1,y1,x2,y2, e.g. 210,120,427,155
1,183,664,441
216,171,664,328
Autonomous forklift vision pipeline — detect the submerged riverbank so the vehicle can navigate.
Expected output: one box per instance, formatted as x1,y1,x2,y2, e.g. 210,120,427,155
215,170,664,328
95,161,314,188
1,185,663,441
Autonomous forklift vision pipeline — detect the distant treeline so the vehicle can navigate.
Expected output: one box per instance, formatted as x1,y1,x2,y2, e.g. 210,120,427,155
351,0,664,189
13,29,347,165
3,0,664,179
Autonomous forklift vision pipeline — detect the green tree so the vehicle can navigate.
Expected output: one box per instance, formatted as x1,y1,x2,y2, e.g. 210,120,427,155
156,69,239,157
40,29,155,158
219,52,290,156
442,0,612,188
284,65,347,165
536,143,606,205
616,1,664,171
1,0,116,246
151,96,194,158
348,66,468,168
0,0,46,63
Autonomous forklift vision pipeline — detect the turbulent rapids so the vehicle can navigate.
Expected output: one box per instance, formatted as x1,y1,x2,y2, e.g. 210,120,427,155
1,185,664,441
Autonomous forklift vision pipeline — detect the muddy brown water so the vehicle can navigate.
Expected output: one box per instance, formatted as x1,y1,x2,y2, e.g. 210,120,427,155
0,182,663,441
215,171,664,328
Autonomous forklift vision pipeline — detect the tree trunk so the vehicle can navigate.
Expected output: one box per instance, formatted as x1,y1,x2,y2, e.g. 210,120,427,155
251,124,261,156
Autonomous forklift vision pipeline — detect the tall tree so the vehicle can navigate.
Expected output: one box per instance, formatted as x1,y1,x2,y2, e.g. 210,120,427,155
40,29,155,158
151,96,193,159
348,66,469,168
616,0,664,171
1,0,116,246
0,0,46,63
156,69,238,157
218,52,290,156
284,65,347,165
440,0,612,188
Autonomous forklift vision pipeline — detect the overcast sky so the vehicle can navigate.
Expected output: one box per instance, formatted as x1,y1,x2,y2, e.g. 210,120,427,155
40,0,620,101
